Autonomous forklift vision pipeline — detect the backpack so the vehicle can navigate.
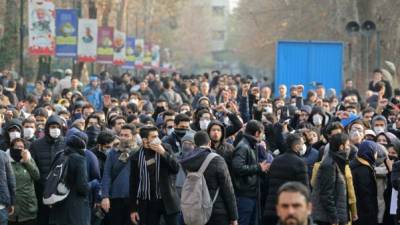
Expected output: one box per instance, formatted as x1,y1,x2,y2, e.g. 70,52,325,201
181,153,220,225
42,151,70,205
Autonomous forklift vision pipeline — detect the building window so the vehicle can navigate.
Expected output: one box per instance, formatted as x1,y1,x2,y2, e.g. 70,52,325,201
212,6,225,16
213,31,225,40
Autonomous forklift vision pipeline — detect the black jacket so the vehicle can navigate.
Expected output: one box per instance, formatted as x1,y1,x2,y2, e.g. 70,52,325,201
29,115,66,187
264,150,309,217
129,144,180,215
231,134,262,198
350,157,378,225
369,79,392,99
49,147,90,225
180,148,238,221
311,152,348,224
90,146,107,177
207,120,235,169
0,118,23,151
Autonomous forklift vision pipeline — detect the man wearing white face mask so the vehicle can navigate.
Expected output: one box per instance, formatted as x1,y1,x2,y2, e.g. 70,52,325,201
0,118,23,151
371,115,388,135
29,115,66,225
22,118,36,148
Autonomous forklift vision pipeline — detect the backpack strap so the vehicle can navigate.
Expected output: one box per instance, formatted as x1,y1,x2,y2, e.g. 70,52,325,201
198,153,219,175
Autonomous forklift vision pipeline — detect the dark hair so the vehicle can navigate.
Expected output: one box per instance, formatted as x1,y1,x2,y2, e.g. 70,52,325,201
25,95,38,104
325,122,344,136
82,104,94,112
245,120,264,136
174,113,191,125
10,138,25,148
121,124,137,136
362,107,375,116
329,133,349,152
376,81,385,92
85,113,101,128
139,126,158,139
22,118,36,126
163,110,176,119
286,133,303,149
277,182,311,204
110,116,126,127
97,130,116,145
194,131,210,147
373,68,383,74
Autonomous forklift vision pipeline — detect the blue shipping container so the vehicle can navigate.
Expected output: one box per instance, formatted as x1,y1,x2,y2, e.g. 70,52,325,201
275,40,344,97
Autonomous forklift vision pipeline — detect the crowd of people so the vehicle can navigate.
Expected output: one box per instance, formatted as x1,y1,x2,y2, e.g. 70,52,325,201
0,67,399,225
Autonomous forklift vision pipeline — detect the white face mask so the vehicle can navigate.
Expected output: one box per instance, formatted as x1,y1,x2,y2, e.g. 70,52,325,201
49,128,61,138
167,128,174,136
9,131,21,141
136,134,142,146
374,126,385,135
150,137,162,145
312,114,323,126
300,144,307,156
223,117,231,126
200,120,210,130
23,128,35,139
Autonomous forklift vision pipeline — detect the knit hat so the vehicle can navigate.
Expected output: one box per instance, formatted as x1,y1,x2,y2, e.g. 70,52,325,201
300,105,312,115
181,132,195,144
66,128,88,150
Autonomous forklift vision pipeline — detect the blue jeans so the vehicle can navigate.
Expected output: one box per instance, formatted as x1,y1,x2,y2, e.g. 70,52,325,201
0,208,7,225
237,197,257,225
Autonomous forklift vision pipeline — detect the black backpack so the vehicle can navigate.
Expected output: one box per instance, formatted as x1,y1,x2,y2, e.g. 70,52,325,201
42,151,70,205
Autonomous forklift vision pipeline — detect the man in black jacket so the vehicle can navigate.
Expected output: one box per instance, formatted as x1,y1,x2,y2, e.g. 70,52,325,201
29,115,66,225
180,131,238,225
130,125,180,225
162,113,193,154
264,133,309,225
207,120,235,169
232,120,269,225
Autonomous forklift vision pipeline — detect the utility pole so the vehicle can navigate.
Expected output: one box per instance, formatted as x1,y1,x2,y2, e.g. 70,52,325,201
19,0,24,78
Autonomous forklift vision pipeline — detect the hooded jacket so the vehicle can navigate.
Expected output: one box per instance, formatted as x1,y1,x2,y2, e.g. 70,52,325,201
350,141,378,225
180,148,238,221
371,115,388,133
29,115,66,187
207,120,235,169
0,119,23,151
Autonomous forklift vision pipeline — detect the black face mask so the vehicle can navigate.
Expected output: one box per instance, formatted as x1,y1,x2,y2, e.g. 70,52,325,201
155,106,165,114
10,148,22,162
174,128,188,138
389,155,398,161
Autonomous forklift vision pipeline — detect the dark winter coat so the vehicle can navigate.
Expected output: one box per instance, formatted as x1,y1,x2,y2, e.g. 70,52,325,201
264,150,309,217
0,118,23,151
29,115,66,188
49,147,90,225
129,144,180,215
231,134,263,198
180,148,238,221
351,157,378,225
207,120,237,169
311,152,348,224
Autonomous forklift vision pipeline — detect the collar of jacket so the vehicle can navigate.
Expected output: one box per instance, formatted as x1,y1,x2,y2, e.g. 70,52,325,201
277,217,315,225
356,156,374,170
243,134,259,149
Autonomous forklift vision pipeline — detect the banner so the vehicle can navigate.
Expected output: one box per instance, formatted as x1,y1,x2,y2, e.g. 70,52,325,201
143,43,152,67
151,45,160,68
55,9,78,57
97,27,114,64
134,39,144,68
77,19,98,62
112,30,126,65
28,0,56,55
122,37,135,69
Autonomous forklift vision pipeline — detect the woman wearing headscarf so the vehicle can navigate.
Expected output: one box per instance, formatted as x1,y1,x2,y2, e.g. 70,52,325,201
350,140,379,225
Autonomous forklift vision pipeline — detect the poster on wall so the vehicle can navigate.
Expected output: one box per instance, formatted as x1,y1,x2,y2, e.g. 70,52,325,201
77,19,98,62
122,37,135,69
134,39,144,68
55,9,78,57
151,45,160,68
28,0,56,55
112,30,126,65
97,26,114,64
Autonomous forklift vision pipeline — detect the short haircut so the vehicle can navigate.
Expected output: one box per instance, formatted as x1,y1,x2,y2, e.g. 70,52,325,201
110,116,126,127
121,124,137,135
163,110,176,119
22,118,36,126
329,133,349,152
139,125,158,139
286,133,303,149
362,107,375,116
373,68,382,74
277,182,311,204
194,131,210,147
97,130,116,145
174,113,191,125
245,120,264,136
85,113,101,128
325,122,344,135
